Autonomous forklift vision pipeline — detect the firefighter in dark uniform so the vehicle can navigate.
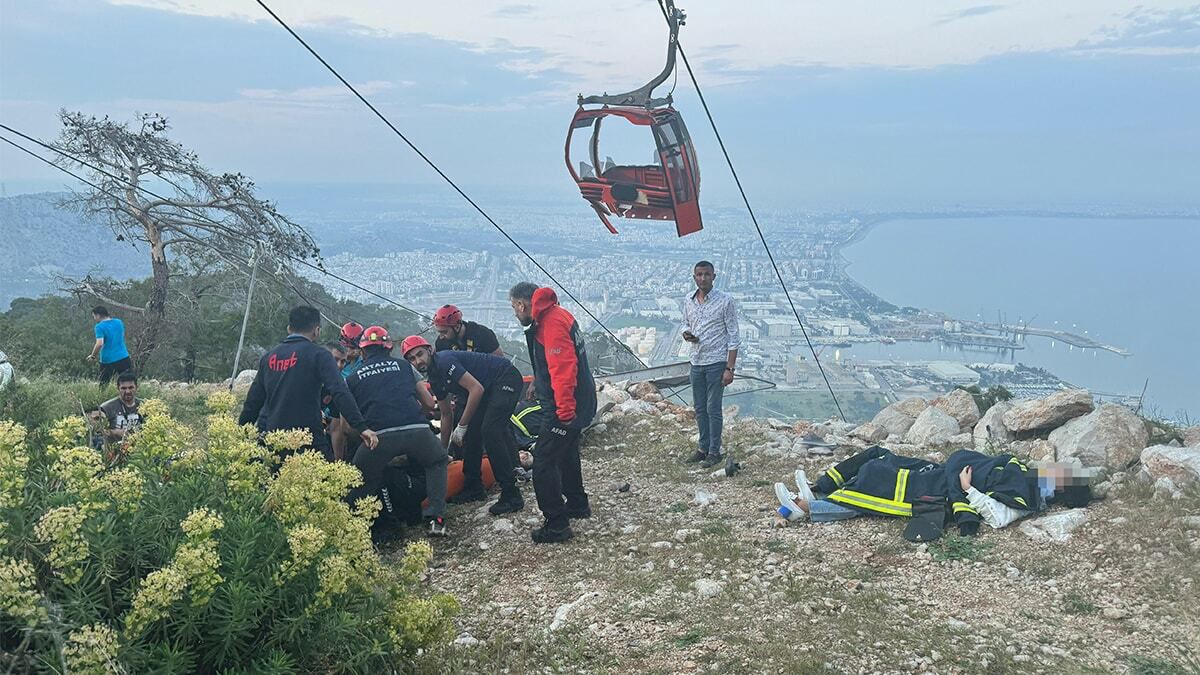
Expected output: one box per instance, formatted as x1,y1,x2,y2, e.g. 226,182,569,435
403,335,525,516
432,304,504,356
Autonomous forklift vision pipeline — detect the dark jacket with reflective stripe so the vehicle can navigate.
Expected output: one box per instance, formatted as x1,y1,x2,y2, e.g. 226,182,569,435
814,446,1039,530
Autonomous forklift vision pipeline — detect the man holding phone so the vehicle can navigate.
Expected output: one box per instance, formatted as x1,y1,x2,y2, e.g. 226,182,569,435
681,260,741,468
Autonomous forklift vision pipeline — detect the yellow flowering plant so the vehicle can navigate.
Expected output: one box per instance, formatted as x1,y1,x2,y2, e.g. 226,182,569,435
1,392,456,673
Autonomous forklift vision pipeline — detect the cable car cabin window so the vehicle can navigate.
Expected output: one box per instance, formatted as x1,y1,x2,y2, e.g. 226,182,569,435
593,119,662,176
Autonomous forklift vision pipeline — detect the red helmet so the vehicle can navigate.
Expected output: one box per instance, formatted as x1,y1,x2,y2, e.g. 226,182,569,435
339,321,365,347
400,335,432,357
432,304,463,328
359,325,392,349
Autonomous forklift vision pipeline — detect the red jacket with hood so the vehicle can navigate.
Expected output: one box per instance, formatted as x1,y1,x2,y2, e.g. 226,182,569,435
524,287,597,429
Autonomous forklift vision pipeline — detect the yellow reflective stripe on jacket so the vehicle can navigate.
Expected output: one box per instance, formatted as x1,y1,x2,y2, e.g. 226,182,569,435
1008,457,1028,471
826,489,912,517
1013,496,1027,507
894,469,910,503
952,501,978,515
510,404,541,436
827,467,845,487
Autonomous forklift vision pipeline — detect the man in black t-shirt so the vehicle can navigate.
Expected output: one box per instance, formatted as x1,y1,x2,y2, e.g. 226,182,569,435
432,304,503,355
92,371,142,450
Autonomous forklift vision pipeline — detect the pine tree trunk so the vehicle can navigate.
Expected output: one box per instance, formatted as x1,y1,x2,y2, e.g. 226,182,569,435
138,233,169,368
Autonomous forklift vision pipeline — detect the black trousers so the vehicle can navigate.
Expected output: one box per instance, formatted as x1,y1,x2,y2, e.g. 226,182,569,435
349,427,448,518
461,367,522,492
533,423,588,530
98,357,133,387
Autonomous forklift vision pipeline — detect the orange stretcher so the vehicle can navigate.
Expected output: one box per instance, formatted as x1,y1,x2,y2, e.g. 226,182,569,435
422,457,495,508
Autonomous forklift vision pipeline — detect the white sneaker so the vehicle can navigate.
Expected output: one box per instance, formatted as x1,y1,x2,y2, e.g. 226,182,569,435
794,470,817,503
774,482,805,521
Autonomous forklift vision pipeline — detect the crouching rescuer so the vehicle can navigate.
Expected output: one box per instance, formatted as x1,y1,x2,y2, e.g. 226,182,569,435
345,326,450,537
509,282,597,544
402,334,525,516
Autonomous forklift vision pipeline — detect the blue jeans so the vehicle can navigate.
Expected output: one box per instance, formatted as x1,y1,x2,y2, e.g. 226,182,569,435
808,499,860,523
690,362,727,456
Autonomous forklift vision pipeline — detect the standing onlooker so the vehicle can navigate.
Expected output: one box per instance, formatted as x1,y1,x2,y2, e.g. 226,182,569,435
509,282,596,544
99,372,143,443
238,306,378,459
0,349,14,390
680,261,741,468
87,306,132,387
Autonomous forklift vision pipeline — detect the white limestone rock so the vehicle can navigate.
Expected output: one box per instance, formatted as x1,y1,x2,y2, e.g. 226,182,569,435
905,407,960,447
1003,390,1094,433
934,389,981,432
1048,404,1148,471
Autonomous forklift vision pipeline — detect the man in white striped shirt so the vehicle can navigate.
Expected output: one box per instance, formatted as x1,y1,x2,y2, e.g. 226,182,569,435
681,260,741,468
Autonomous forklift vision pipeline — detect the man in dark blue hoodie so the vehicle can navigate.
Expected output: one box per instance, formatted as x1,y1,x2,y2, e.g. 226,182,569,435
239,306,378,459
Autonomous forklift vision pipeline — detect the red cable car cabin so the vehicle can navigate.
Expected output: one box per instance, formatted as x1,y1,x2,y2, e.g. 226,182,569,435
565,106,702,237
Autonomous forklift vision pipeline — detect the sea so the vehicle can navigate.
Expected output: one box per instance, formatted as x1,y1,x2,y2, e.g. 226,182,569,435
841,216,1199,422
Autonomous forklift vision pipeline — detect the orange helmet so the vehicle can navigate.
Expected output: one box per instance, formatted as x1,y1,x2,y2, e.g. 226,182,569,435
339,321,365,348
432,304,463,328
400,335,432,357
359,325,393,349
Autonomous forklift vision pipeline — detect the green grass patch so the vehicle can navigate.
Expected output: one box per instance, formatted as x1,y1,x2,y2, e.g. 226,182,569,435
667,502,689,513
1061,591,1099,615
928,535,993,562
673,627,705,648
1127,649,1200,675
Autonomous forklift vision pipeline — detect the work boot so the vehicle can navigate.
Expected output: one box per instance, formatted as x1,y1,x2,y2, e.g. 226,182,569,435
488,488,525,516
448,482,486,504
426,516,448,537
700,452,725,468
531,524,574,544
685,449,708,463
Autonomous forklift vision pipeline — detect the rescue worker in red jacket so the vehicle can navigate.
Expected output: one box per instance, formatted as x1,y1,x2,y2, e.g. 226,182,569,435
508,282,597,543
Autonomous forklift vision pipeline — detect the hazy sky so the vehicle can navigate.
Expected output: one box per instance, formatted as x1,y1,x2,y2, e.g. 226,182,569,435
1,0,1198,208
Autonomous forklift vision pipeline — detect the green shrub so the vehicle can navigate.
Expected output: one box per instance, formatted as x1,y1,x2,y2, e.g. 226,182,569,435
1,392,456,673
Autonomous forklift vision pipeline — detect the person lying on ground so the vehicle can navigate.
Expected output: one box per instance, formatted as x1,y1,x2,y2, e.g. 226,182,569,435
775,446,1091,536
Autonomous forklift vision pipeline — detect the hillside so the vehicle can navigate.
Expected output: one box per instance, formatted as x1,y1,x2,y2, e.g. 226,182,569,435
419,384,1200,673
0,193,149,308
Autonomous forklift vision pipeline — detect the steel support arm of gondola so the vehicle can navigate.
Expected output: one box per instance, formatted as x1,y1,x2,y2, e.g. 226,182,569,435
578,0,684,108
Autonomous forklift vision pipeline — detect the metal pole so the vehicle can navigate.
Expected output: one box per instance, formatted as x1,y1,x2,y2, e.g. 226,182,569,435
229,248,260,390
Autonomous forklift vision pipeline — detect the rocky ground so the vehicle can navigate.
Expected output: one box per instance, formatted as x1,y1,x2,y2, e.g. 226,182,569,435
401,385,1200,675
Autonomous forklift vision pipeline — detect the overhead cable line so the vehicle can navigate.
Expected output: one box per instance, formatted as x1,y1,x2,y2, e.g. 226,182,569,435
659,0,847,422
251,0,656,376
0,122,433,327
0,125,536,371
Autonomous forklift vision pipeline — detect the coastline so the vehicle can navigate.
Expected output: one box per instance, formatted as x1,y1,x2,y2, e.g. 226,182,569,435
829,213,1198,420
